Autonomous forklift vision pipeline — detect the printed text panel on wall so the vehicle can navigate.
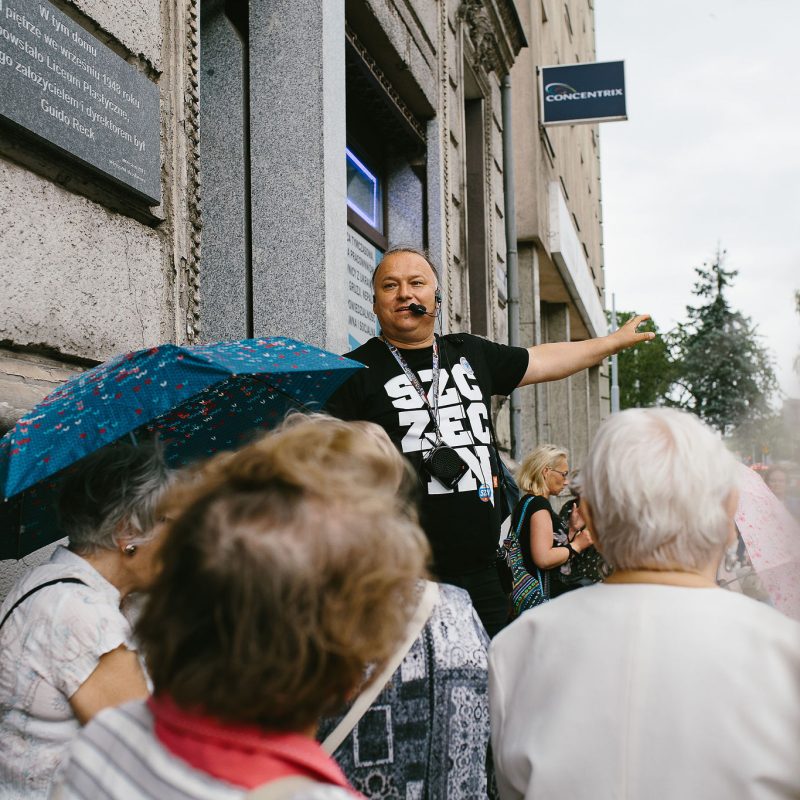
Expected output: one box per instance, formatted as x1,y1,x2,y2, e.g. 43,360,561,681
0,0,160,202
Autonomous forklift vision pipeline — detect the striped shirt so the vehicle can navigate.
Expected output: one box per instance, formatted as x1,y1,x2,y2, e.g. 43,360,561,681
51,701,353,800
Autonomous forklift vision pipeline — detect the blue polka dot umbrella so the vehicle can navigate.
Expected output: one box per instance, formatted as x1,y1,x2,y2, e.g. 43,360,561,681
0,337,363,558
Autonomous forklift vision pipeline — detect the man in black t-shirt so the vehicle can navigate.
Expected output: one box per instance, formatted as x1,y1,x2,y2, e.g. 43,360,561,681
327,246,653,636
328,332,527,575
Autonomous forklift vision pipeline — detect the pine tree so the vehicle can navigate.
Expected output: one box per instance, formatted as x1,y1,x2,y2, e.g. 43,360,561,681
670,247,778,436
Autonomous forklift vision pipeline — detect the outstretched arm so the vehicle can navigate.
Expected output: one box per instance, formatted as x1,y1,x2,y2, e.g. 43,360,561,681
518,313,655,387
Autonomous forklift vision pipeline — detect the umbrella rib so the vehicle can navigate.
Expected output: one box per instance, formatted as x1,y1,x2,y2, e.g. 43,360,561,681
246,374,318,414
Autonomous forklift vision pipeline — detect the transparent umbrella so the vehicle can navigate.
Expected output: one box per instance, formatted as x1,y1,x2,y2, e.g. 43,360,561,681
726,463,800,622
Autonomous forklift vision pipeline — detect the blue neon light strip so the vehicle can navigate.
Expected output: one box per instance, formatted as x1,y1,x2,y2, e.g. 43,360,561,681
346,147,378,227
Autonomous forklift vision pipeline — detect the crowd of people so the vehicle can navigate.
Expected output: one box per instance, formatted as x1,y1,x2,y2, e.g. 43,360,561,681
490,408,800,799
1,247,799,799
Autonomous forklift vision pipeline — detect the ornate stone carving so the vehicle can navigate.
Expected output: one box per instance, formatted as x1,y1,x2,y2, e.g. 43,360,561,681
459,0,502,74
438,0,455,331
184,0,202,342
458,0,526,76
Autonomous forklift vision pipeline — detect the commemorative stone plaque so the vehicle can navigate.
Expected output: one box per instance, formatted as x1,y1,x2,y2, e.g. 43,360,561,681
0,0,160,203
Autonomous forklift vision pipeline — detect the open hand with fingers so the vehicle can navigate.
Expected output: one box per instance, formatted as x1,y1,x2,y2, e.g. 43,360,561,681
609,313,656,354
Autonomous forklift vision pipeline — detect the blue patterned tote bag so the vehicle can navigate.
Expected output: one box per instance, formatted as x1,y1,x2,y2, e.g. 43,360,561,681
503,496,548,615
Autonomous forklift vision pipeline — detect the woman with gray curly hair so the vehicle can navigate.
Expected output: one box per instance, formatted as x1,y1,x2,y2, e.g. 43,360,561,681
489,408,800,800
0,442,173,799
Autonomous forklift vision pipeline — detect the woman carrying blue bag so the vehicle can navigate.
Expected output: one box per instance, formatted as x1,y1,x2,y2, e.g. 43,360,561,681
504,445,594,616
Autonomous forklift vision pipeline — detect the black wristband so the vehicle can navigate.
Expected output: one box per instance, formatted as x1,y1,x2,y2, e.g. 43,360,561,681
565,542,578,559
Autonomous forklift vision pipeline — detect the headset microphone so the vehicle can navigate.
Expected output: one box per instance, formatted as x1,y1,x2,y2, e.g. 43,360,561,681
408,303,428,315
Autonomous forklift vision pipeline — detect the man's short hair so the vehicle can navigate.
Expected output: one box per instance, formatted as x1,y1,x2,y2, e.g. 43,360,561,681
372,245,440,288
581,408,738,572
137,415,429,732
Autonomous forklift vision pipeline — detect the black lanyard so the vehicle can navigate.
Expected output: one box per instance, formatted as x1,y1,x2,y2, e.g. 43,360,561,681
382,336,443,442
383,336,498,503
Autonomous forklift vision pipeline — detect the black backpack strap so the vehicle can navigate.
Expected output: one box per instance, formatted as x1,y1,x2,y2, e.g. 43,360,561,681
0,577,88,633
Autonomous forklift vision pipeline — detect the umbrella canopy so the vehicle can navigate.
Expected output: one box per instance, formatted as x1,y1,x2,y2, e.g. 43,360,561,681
733,463,800,622
0,337,363,558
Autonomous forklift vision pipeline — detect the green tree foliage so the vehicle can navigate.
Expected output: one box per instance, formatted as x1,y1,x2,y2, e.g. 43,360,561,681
670,248,778,436
609,311,674,409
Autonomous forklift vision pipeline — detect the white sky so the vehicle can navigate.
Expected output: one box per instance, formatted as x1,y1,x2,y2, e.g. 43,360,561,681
595,0,800,401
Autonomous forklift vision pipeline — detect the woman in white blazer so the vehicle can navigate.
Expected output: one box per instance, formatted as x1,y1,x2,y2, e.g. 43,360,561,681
489,407,800,800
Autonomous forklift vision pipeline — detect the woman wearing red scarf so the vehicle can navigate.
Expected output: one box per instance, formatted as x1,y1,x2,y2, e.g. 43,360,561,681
52,416,430,800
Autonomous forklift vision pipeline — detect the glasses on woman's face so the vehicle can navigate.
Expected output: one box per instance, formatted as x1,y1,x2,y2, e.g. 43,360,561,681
550,469,569,479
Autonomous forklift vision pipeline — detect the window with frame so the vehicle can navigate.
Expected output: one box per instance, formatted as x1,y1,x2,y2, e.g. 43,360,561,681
346,146,385,243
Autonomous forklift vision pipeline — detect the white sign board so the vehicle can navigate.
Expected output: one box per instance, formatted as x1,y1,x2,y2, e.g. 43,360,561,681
346,226,380,349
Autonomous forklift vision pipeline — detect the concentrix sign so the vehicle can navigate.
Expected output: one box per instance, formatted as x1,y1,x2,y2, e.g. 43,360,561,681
539,60,626,126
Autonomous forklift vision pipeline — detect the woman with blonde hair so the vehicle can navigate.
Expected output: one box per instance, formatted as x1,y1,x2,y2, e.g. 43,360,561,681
506,445,593,613
53,415,430,800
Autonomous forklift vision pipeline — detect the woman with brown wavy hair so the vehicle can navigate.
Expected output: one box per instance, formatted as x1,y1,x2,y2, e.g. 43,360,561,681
53,415,430,800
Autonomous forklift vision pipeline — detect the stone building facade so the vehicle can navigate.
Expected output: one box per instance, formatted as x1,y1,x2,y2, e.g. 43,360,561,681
0,0,607,586
0,0,200,431
512,0,610,467
197,0,526,357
